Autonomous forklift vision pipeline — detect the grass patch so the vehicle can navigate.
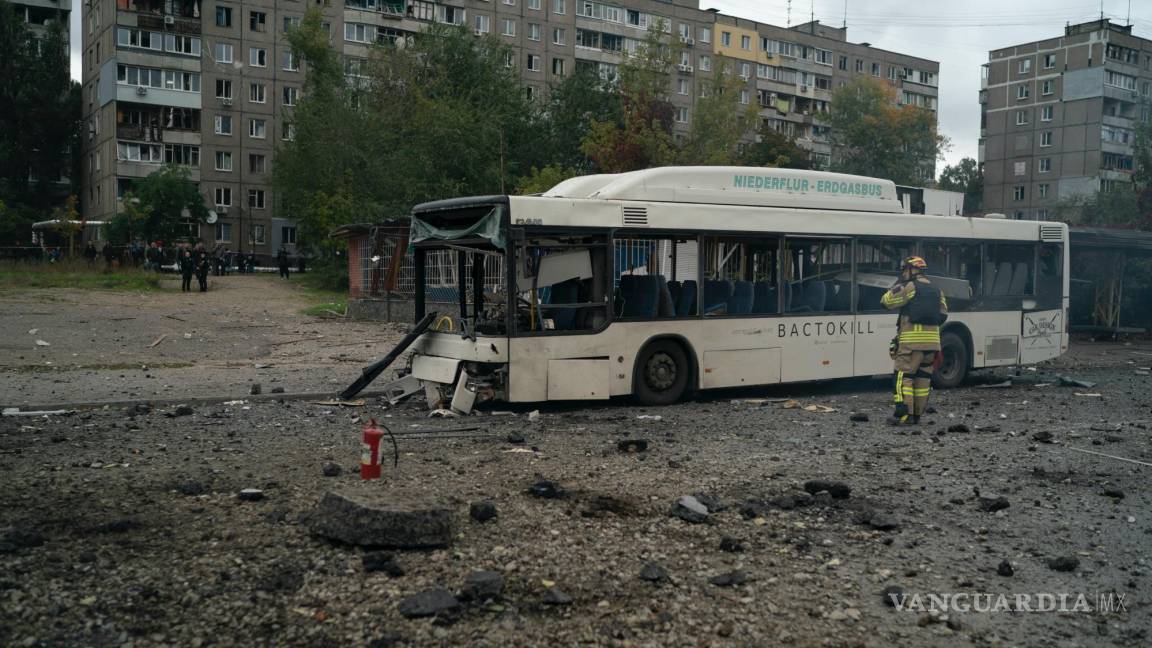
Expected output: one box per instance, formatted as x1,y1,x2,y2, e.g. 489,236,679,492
302,301,348,318
0,262,163,292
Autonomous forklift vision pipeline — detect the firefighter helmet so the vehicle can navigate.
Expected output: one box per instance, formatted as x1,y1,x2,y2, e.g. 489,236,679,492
902,256,928,271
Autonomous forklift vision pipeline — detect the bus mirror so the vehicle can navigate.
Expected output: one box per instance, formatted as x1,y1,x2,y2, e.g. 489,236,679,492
1023,298,1037,310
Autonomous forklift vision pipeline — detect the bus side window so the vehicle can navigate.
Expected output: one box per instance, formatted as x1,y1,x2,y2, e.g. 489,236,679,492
919,241,980,310
614,235,698,318
785,238,852,314
700,237,779,316
986,244,1035,296
855,239,913,312
1036,243,1062,309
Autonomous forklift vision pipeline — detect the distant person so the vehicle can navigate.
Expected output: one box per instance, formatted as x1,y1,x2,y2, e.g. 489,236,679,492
277,247,290,279
179,248,195,292
83,243,97,266
194,244,211,292
102,244,115,271
247,254,257,274
297,255,306,274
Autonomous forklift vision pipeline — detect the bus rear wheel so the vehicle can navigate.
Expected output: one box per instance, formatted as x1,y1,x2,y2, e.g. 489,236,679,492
635,340,690,406
933,330,969,389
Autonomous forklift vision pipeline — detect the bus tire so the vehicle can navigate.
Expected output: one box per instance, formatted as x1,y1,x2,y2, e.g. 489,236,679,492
933,330,969,389
634,340,690,406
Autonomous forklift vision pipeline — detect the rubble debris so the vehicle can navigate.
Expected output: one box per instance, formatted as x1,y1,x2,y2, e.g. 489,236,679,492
1101,489,1125,500
1,527,45,551
1074,393,1103,398
709,570,748,587
977,380,1013,389
541,587,573,605
1032,431,1055,444
669,495,710,524
362,552,405,577
398,588,459,618
169,404,195,417
867,513,901,531
2,408,75,417
270,387,285,394
1046,556,1079,572
947,424,971,433
719,537,745,553
881,585,906,607
528,480,565,499
469,501,498,523
803,404,837,413
460,571,503,602
1065,446,1152,467
1058,376,1097,388
617,439,649,453
997,560,1014,577
428,409,461,418
305,492,455,548
528,410,540,422
636,415,663,421
849,413,869,423
1090,423,1122,433
309,399,366,407
321,462,343,478
977,494,1010,512
35,340,50,347
175,480,208,496
639,564,669,583
803,480,852,499
506,432,526,444
238,489,265,502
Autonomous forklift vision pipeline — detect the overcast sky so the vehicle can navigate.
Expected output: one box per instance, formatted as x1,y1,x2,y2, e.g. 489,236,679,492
69,0,1152,175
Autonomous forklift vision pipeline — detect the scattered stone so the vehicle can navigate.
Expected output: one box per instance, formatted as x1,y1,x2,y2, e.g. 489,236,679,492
238,489,265,502
171,404,194,417
1,527,45,550
973,424,1001,433
1032,430,1055,444
542,587,572,605
305,491,455,548
249,383,262,395
639,563,669,583
868,513,901,531
133,403,152,415
397,588,459,618
997,560,1014,577
270,387,285,394
362,552,405,577
1047,556,1079,572
719,536,745,553
881,585,906,607
617,439,648,453
469,500,498,523
90,519,140,534
849,413,869,423
709,570,748,587
767,491,814,511
460,571,504,601
321,462,342,478
977,494,1010,513
1102,489,1125,500
803,480,851,499
669,495,710,524
947,424,970,433
506,432,526,444
528,479,565,499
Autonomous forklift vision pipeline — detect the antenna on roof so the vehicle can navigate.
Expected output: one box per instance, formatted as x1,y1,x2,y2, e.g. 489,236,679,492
842,0,848,30
787,0,792,27
811,0,815,32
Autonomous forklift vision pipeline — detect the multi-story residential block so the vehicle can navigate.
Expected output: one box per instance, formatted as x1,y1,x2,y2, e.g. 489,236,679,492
11,0,71,44
981,19,1152,220
81,0,938,256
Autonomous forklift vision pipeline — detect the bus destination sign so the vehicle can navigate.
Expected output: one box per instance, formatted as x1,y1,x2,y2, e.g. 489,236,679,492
732,174,886,198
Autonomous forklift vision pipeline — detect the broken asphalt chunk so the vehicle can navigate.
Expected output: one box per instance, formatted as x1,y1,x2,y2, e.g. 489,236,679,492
1047,556,1080,572
709,570,748,587
977,494,1010,512
305,491,454,548
397,588,459,618
670,495,710,524
997,560,1014,577
639,564,669,583
362,552,405,577
1058,376,1097,389
460,571,503,602
528,480,565,499
541,587,573,605
881,585,906,607
469,500,498,523
803,480,851,499
616,439,648,453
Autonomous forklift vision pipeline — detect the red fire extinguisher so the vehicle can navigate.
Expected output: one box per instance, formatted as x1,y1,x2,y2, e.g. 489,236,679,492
361,418,384,480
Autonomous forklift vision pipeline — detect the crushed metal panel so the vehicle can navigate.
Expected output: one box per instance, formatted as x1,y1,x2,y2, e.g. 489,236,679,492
412,355,461,384
702,348,782,389
547,359,610,400
450,372,478,414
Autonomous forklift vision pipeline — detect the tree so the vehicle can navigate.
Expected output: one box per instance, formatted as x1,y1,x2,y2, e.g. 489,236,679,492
827,77,948,185
678,65,757,166
543,67,620,170
51,194,82,256
104,166,208,244
738,122,812,169
937,157,983,214
514,165,582,195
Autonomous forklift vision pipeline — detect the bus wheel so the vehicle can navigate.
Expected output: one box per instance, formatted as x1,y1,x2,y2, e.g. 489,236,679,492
635,340,690,405
933,331,969,389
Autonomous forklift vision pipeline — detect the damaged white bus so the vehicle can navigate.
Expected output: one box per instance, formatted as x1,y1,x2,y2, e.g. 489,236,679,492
376,167,1068,410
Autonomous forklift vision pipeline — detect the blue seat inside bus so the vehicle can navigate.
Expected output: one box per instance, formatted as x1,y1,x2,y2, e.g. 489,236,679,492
729,281,754,314
752,281,779,314
989,261,1014,295
791,280,827,312
701,280,733,315
1008,262,1029,295
676,280,697,316
548,278,580,330
618,275,660,317
656,276,675,317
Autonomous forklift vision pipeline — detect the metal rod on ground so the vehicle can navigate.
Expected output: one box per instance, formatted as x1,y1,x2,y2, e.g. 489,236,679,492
338,311,437,400
1063,446,1152,468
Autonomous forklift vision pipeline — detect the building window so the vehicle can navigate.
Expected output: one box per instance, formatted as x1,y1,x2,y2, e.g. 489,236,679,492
282,226,297,245
871,62,880,76
1015,110,1028,125
1037,209,1049,220
249,190,265,209
474,15,490,34
699,55,710,72
1042,79,1053,95
1038,183,1049,198
527,53,540,71
283,50,298,71
740,35,750,50
215,151,232,171
249,154,266,173
117,28,162,51
502,19,515,36
1017,84,1030,100
216,6,233,28
1018,58,1031,74
164,144,200,167
1038,158,1051,173
720,31,730,47
281,122,295,141
216,79,233,99
250,47,266,67
249,83,266,103
250,224,266,244
1013,185,1025,201
1040,131,1052,147
249,118,266,139
250,11,266,32
699,28,710,43
283,16,300,33
283,87,298,106
552,57,565,76
215,222,231,242
214,42,233,63
552,27,565,45
739,89,749,104
528,23,540,41
855,59,864,73
214,115,232,135
837,55,847,71
675,107,688,123
528,0,539,8
1041,105,1053,121
214,187,232,207
815,49,832,65
1043,53,1056,69
552,0,564,15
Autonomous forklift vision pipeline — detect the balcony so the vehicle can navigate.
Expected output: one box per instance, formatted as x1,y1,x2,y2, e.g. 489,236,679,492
119,0,201,35
117,123,163,142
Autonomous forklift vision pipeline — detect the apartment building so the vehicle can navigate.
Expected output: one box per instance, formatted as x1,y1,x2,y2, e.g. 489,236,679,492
980,19,1152,220
80,0,938,255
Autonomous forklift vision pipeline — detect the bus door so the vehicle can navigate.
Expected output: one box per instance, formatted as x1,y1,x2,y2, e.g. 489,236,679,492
1021,241,1064,364
779,237,856,381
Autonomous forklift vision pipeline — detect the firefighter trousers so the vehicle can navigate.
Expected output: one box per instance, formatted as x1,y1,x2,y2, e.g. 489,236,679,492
892,349,935,417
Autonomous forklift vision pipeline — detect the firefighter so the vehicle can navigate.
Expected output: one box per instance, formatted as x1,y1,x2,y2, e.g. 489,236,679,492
881,256,948,425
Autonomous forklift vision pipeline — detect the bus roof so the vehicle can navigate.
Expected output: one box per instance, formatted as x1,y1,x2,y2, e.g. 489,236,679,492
543,166,904,214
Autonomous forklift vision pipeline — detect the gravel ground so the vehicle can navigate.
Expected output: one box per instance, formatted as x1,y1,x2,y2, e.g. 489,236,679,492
1,281,1149,647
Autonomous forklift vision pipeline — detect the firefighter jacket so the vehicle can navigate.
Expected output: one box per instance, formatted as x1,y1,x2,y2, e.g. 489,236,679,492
881,276,948,351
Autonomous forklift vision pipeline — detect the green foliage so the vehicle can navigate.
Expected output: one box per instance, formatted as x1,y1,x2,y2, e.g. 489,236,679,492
544,67,620,170
937,157,983,214
0,262,162,291
738,122,812,169
0,0,80,245
679,66,757,166
515,165,582,195
1053,187,1145,229
103,166,208,244
828,77,948,185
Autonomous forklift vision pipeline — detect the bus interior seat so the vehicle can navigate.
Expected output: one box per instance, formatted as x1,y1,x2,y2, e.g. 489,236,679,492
729,281,754,315
782,282,792,311
548,278,580,330
1007,262,1029,295
752,281,777,314
990,261,1014,295
702,280,733,315
800,280,828,311
825,281,850,311
656,276,675,317
677,280,698,316
667,280,682,312
619,275,660,317
984,262,999,294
